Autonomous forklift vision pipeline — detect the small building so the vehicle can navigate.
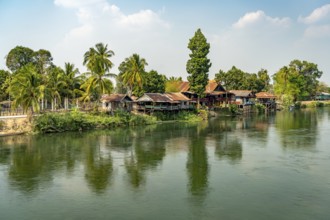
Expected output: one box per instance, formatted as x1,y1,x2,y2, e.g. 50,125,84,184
255,92,277,111
101,94,133,112
229,90,255,106
179,80,235,108
135,93,193,112
315,92,330,100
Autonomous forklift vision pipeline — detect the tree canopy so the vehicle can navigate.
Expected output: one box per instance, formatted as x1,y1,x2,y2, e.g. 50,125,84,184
273,60,322,101
215,66,270,92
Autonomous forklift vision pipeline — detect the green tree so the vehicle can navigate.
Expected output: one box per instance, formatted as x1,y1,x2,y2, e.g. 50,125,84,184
273,60,322,101
33,49,53,75
186,29,211,108
120,53,148,96
6,46,34,73
165,77,183,92
82,43,115,102
61,63,82,109
0,69,11,101
215,66,244,90
134,70,166,96
46,66,67,111
7,64,45,113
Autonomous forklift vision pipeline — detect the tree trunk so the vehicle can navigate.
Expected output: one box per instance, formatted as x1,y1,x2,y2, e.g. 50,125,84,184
197,96,200,109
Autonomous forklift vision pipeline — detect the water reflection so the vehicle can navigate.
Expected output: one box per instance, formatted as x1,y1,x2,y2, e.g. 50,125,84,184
186,124,209,197
275,110,318,150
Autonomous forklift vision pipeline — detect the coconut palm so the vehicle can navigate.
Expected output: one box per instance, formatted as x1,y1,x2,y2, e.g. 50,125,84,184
7,64,45,113
62,63,81,109
82,43,115,102
121,54,148,96
46,66,67,111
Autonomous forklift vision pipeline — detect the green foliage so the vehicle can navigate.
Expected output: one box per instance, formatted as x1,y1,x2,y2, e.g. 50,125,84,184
273,60,323,101
152,110,203,122
281,94,294,109
6,46,35,72
82,43,115,102
186,29,211,104
229,104,239,114
165,77,183,92
8,64,44,113
33,111,157,133
255,103,266,113
119,53,148,96
215,67,270,92
0,69,11,101
134,70,167,97
305,101,324,108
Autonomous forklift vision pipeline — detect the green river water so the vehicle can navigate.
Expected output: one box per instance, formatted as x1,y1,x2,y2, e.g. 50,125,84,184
1,109,330,220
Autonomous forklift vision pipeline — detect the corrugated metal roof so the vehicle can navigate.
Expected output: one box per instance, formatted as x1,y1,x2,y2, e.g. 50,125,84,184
137,93,176,103
165,92,191,101
178,80,225,93
255,92,277,99
178,81,190,92
229,90,254,97
101,94,132,102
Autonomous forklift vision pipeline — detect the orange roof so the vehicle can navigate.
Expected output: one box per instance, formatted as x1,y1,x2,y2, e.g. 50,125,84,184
101,94,132,102
255,92,277,99
178,81,190,92
229,90,254,97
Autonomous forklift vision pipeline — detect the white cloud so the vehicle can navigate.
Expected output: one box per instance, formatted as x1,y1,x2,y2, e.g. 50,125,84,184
54,0,104,8
304,25,330,38
299,4,330,24
233,10,290,29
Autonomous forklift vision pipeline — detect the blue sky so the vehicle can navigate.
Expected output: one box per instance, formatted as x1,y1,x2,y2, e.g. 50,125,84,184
1,0,330,84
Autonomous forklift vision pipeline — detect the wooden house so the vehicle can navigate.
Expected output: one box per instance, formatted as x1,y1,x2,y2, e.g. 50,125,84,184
179,80,234,108
255,92,277,111
101,94,133,112
135,93,193,112
229,90,255,106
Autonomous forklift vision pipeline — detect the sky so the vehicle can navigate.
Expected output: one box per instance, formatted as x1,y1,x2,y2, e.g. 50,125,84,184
1,0,330,84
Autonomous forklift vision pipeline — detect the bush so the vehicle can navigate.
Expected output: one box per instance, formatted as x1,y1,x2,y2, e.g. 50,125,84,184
281,94,294,109
255,103,265,113
229,104,238,114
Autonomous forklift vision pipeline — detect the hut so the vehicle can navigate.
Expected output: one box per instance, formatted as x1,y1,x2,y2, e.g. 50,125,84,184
229,90,255,106
315,92,330,100
135,93,193,112
101,94,133,112
255,92,277,111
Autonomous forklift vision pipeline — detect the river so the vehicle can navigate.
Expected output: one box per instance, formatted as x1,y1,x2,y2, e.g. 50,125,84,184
1,109,330,219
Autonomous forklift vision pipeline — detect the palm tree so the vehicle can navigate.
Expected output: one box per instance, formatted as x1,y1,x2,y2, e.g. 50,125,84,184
7,64,45,114
82,43,115,103
62,63,81,109
46,66,67,111
121,53,148,96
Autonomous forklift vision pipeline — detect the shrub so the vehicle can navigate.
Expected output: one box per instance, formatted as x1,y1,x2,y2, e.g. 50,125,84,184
255,103,265,113
229,104,238,114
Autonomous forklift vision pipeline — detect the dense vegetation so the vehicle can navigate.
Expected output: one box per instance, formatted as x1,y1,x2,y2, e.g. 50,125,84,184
33,110,157,133
0,28,328,116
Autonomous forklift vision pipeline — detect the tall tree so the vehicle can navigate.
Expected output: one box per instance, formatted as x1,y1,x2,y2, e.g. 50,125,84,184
6,46,34,73
34,49,53,75
186,29,211,108
7,64,45,113
82,43,115,102
120,53,148,96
